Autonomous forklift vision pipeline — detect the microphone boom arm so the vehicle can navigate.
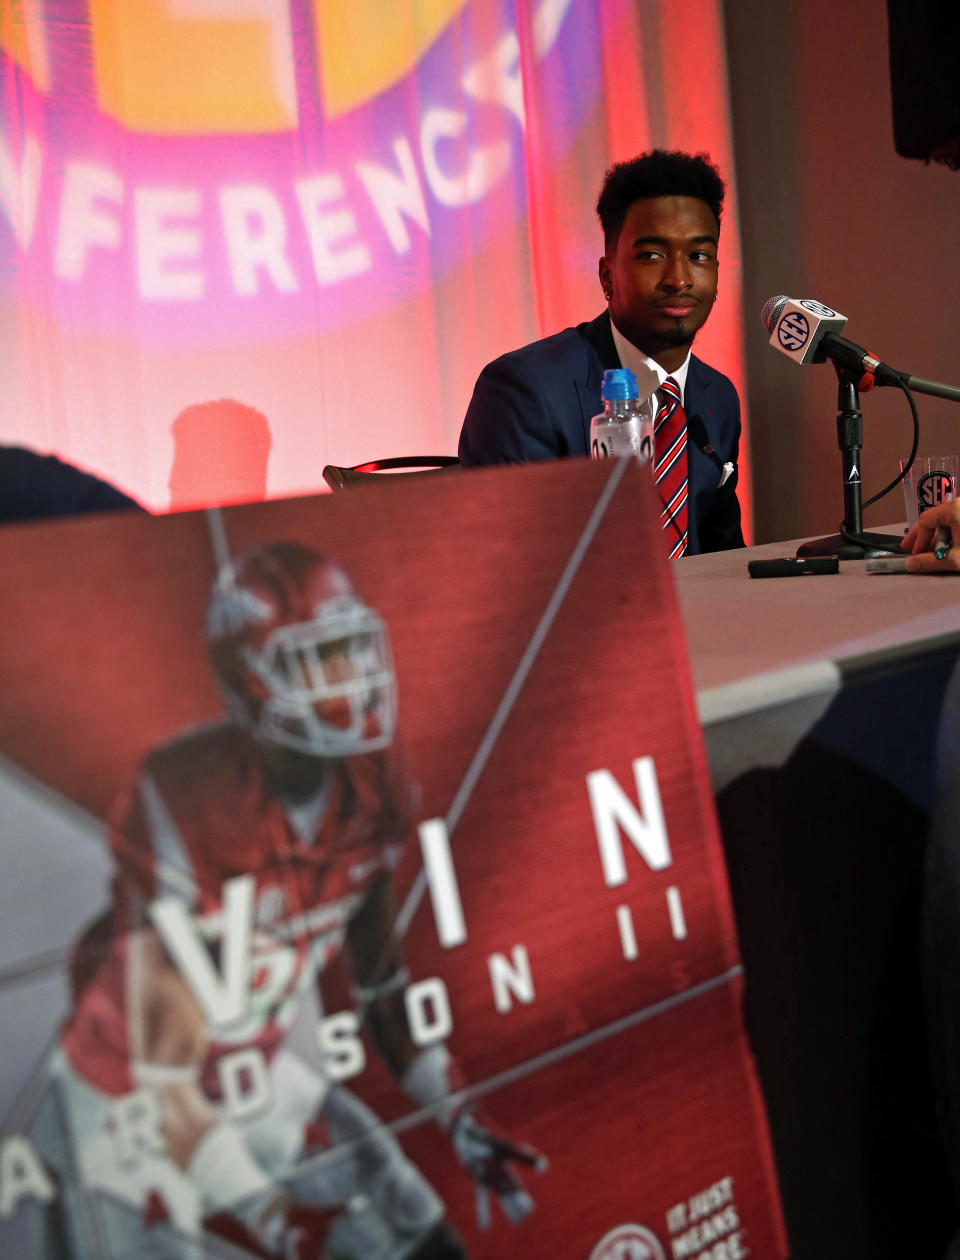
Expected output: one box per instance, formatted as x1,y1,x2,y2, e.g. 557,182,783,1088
818,333,960,402
903,375,960,404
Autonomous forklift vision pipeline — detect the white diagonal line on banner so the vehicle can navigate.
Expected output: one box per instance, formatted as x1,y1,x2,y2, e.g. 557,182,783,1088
293,965,745,1178
0,760,181,994
0,753,110,987
1,515,229,993
389,964,744,1129
0,750,105,847
395,457,631,939
206,504,232,573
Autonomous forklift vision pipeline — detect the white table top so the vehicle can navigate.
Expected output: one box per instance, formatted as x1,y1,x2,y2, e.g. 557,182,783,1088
675,528,960,713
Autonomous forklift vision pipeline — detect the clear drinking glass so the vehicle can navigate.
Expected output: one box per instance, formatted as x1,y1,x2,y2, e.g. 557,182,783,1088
899,455,959,527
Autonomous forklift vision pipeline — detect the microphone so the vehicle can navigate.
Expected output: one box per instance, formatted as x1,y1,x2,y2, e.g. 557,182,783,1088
760,296,905,388
687,413,735,488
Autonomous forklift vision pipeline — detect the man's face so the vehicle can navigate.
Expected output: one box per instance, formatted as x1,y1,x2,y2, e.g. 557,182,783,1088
282,634,364,733
599,195,719,367
260,635,365,795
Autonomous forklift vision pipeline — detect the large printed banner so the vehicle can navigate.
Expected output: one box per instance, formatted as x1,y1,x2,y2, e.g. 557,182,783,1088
0,0,749,527
0,459,782,1257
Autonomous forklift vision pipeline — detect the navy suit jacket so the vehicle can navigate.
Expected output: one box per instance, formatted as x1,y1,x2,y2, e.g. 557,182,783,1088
459,313,744,554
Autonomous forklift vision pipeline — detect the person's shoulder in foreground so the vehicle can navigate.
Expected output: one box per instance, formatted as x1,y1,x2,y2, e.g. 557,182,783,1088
0,444,144,525
458,146,743,554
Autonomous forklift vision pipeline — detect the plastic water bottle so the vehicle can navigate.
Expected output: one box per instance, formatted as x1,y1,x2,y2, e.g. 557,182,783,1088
590,368,655,464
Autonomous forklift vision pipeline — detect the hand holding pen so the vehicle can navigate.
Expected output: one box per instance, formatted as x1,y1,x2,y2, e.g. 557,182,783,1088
901,500,960,573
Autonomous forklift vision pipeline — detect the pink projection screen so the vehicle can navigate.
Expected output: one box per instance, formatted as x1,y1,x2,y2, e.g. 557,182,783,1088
0,0,750,529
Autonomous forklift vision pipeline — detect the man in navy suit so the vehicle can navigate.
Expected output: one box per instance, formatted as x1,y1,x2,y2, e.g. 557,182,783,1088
458,149,744,555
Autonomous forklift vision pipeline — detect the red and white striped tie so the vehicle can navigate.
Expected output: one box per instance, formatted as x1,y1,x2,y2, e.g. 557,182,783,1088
654,376,688,558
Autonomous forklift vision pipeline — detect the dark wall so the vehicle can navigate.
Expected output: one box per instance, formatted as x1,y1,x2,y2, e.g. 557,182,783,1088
724,0,960,544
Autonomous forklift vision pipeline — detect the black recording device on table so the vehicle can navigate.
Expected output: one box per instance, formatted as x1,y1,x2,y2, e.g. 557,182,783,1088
748,558,839,579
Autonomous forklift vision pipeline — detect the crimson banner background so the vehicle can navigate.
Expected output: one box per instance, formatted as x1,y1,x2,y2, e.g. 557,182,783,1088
0,462,780,1256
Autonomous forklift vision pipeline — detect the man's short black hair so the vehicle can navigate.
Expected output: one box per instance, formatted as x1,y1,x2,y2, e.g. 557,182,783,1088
596,149,725,252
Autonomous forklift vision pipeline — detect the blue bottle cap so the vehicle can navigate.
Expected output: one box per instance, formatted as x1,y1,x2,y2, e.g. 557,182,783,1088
601,368,638,401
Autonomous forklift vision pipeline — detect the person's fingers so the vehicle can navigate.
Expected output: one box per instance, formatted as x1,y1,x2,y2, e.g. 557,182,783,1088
906,548,960,574
904,501,960,558
909,525,937,555
916,501,960,531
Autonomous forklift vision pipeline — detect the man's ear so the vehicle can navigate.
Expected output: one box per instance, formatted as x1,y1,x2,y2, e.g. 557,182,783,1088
598,256,611,300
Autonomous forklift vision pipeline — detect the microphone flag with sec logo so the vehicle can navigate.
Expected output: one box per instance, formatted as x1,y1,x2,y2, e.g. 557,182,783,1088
760,296,848,365
760,296,906,387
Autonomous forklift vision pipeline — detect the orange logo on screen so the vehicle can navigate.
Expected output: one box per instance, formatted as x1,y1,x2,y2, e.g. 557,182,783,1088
4,0,468,132
0,4,51,90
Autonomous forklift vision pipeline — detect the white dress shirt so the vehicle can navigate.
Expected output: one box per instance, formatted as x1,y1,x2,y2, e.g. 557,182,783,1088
608,316,691,410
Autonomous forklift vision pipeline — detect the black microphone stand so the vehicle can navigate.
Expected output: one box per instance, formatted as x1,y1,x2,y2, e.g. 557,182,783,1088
796,367,905,560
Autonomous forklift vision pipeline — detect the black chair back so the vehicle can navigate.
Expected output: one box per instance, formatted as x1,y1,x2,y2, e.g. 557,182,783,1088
323,455,460,491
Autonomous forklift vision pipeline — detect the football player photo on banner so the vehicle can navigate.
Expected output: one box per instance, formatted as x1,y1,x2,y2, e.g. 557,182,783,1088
0,459,785,1259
